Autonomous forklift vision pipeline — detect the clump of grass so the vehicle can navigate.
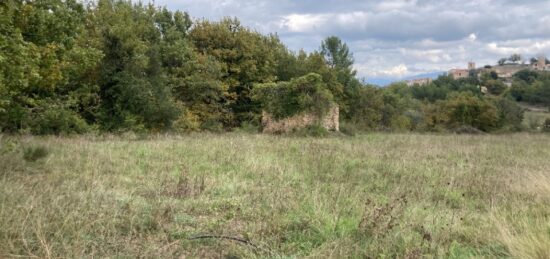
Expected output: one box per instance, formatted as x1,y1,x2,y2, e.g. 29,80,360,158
165,168,206,198
358,195,407,237
23,145,50,162
492,213,550,259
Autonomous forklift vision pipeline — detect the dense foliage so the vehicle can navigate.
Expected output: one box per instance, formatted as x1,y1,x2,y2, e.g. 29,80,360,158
509,70,550,106
252,73,334,119
0,0,543,134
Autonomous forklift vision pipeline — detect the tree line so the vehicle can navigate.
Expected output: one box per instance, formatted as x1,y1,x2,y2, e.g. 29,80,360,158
0,0,540,134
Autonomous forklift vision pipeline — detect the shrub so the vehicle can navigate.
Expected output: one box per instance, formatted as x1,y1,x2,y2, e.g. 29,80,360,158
485,79,507,95
442,92,499,132
253,73,335,120
23,145,49,162
173,109,201,133
346,86,383,130
339,122,359,136
494,97,524,131
390,115,412,131
29,106,91,135
404,109,424,130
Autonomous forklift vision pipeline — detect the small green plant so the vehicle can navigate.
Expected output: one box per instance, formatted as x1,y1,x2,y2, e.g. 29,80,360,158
23,145,50,162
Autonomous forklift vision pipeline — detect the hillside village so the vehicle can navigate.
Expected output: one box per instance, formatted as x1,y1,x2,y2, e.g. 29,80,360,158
406,55,550,87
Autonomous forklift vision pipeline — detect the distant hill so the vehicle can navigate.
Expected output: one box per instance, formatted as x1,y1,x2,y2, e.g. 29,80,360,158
403,71,446,81
366,71,445,86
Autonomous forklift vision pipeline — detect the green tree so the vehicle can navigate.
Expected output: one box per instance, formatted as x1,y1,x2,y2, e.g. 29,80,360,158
509,53,522,64
320,36,361,117
346,86,383,130
93,0,179,131
0,0,102,134
320,36,354,69
189,18,279,126
173,52,227,132
494,97,524,131
485,79,506,95
442,92,499,131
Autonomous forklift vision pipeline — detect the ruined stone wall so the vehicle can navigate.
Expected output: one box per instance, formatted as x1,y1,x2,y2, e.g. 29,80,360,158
261,106,339,134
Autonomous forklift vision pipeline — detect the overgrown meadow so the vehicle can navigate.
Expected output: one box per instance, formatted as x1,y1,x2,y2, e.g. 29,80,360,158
1,133,549,258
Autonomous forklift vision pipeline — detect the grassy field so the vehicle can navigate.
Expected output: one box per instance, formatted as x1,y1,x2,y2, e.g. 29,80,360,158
1,133,549,258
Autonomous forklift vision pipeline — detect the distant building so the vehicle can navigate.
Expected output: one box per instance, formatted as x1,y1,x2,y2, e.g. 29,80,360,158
532,55,550,71
448,62,476,79
448,68,470,79
406,78,433,86
447,56,548,84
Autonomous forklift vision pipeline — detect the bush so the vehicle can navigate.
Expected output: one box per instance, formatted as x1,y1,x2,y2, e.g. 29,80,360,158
404,109,424,130
29,106,91,135
485,80,507,95
494,98,524,131
390,115,412,131
340,122,359,136
253,73,335,120
442,92,499,132
23,145,49,162
173,109,201,133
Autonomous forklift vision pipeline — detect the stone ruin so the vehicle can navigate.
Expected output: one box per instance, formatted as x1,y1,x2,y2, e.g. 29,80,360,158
261,105,339,134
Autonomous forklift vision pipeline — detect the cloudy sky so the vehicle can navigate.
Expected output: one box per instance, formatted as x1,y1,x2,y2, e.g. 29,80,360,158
152,0,550,84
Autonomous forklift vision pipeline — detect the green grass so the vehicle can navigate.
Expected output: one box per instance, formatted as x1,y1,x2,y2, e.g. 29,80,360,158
523,111,550,131
1,133,550,258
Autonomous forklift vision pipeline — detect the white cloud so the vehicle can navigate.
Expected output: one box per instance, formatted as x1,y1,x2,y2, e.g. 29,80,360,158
382,64,409,77
281,14,329,32
375,0,417,12
357,63,410,78
487,40,550,56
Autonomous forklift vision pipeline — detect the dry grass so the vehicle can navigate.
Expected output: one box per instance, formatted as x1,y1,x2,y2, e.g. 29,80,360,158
493,214,550,259
0,133,549,258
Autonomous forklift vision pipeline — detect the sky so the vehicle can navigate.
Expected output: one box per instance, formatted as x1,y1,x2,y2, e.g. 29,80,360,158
149,0,550,84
